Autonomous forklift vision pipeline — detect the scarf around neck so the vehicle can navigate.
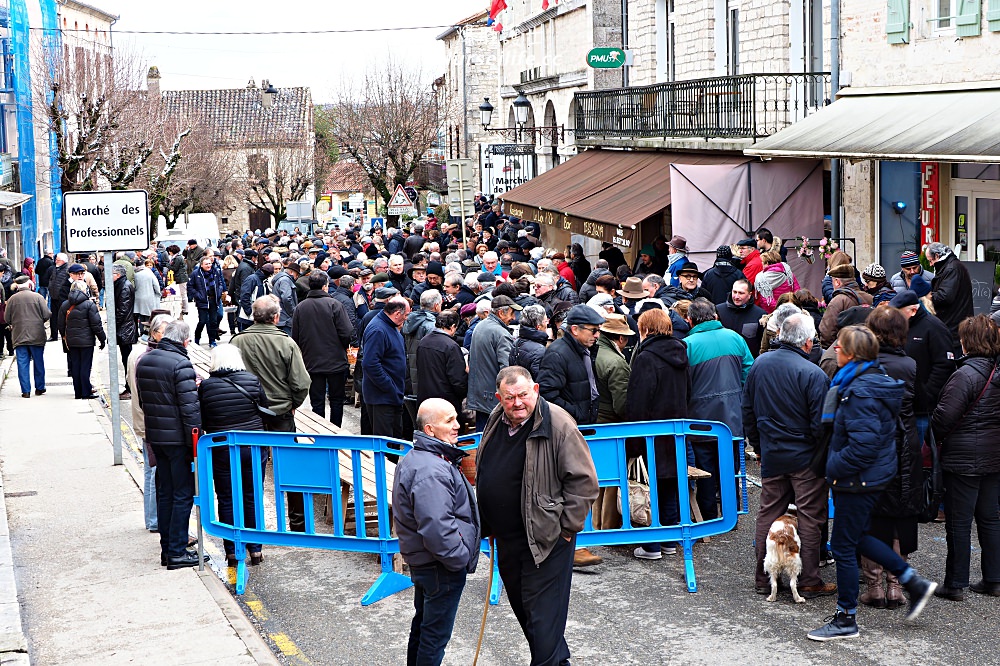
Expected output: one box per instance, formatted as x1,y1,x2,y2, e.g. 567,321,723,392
755,263,795,301
830,359,876,390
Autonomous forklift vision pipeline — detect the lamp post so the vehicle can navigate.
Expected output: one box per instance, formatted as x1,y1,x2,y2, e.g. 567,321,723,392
478,96,567,145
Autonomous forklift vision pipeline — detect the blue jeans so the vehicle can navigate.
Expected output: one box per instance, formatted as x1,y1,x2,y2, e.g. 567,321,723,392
915,414,930,447
407,562,467,666
15,345,45,394
38,286,48,303
142,440,158,531
831,491,910,612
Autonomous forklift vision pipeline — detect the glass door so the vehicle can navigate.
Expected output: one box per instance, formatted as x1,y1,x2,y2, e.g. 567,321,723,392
974,196,1000,264
950,186,1000,262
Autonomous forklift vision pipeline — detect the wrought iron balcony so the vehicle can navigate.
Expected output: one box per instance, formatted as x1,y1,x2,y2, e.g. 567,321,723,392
574,72,831,141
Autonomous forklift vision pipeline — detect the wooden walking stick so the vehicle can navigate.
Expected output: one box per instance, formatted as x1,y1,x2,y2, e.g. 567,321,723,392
472,537,495,666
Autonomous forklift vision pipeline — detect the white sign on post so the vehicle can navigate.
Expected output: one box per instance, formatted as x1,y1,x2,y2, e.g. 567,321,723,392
64,190,150,253
387,184,417,216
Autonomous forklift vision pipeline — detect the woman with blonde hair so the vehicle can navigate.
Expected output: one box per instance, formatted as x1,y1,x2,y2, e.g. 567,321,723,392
626,308,692,560
809,325,937,641
754,250,800,313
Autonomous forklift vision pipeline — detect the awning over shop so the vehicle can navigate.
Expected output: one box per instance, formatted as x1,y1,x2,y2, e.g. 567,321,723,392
0,191,31,209
745,83,1000,163
502,149,748,252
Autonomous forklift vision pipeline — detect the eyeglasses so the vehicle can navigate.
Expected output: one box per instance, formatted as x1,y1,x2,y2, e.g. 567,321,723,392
577,325,601,334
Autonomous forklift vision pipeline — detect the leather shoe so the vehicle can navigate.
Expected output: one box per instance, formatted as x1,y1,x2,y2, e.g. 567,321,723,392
20,393,30,399
934,585,966,601
162,549,210,568
249,552,264,566
800,582,837,598
970,580,1000,597
35,389,46,395
572,548,602,567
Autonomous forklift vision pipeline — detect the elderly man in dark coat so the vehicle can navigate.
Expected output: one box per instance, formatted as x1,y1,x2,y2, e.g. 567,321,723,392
291,271,355,426
926,241,974,355
743,312,836,599
538,304,605,426
136,320,203,569
415,310,468,419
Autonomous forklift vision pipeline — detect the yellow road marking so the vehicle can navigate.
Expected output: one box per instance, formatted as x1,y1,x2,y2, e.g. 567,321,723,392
246,597,268,621
269,632,311,663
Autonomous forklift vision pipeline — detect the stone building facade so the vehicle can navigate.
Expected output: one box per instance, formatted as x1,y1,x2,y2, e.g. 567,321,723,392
837,0,1000,268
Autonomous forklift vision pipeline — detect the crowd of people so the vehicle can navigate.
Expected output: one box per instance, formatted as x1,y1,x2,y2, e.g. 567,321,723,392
3,195,1000,662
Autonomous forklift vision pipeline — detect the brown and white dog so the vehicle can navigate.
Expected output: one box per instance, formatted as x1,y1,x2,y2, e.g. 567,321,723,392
763,514,805,603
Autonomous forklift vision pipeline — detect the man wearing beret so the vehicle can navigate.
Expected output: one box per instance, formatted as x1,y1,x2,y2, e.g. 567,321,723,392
819,263,873,347
355,285,399,435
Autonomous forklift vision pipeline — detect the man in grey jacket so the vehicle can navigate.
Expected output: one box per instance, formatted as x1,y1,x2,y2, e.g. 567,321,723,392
467,295,519,432
271,258,300,333
392,398,479,666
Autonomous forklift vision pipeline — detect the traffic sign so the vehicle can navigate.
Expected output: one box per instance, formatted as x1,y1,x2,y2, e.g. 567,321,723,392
587,47,626,69
404,186,418,206
64,190,150,253
387,184,417,216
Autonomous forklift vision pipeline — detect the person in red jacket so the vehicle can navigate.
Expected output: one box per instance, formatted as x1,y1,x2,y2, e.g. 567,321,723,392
552,252,577,290
737,238,763,285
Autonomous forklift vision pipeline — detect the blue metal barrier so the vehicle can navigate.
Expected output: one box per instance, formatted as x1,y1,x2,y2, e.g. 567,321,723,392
195,419,747,605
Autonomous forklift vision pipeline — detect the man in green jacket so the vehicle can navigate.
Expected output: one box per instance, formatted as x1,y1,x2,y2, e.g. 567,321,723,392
231,294,310,530
594,313,634,423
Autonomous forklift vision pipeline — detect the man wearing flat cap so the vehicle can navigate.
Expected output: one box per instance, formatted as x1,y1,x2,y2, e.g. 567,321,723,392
819,263,873,347
467,294,519,432
737,238,763,285
538,304,605,426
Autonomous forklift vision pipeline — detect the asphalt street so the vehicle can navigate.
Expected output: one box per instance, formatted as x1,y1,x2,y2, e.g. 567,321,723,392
92,342,1000,665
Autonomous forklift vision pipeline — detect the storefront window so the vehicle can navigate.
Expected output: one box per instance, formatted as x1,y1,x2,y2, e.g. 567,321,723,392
952,163,1000,180
879,162,921,266
975,197,1000,263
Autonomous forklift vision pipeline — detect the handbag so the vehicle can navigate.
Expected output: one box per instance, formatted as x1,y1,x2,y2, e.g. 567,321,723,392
917,429,943,524
617,457,652,527
222,377,277,417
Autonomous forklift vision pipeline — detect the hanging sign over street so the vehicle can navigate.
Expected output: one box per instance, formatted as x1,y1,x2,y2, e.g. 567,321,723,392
64,190,150,253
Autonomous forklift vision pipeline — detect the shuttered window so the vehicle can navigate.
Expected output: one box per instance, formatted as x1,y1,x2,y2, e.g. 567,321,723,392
887,0,910,43
956,0,982,36
987,0,1000,30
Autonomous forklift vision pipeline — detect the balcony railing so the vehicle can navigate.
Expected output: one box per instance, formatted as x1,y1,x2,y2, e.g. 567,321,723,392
574,72,831,141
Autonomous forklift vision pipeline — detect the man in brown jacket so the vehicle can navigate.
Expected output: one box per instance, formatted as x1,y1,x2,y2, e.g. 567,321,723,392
476,365,598,666
819,264,873,347
4,277,51,398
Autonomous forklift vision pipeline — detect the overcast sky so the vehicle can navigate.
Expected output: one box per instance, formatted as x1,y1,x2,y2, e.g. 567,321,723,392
98,0,482,102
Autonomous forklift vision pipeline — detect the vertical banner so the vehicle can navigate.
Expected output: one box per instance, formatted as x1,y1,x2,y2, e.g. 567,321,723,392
920,162,939,247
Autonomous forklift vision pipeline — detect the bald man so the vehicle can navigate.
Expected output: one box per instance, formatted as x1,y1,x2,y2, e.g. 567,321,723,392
392,398,480,665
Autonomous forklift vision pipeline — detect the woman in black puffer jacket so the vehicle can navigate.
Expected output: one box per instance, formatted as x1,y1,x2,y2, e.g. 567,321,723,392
861,307,923,609
198,344,269,566
59,282,106,399
931,315,1000,600
509,304,549,378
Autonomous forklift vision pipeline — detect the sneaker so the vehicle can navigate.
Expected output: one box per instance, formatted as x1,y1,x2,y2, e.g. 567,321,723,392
903,574,937,622
209,342,218,348
807,611,859,642
819,554,835,567
633,547,662,560
661,546,677,555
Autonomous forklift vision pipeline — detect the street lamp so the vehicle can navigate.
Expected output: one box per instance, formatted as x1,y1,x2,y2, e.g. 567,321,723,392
479,97,494,127
477,95,568,145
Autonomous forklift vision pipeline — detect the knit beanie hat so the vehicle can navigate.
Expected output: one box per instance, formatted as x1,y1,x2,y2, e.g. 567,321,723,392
716,245,733,261
862,263,886,282
899,250,921,267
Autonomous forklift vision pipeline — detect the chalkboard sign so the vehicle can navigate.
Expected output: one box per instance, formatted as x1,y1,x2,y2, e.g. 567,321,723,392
966,261,997,317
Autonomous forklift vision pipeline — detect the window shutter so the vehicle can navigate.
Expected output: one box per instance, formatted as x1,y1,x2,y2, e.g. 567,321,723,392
886,0,910,44
956,0,982,36
987,0,1000,31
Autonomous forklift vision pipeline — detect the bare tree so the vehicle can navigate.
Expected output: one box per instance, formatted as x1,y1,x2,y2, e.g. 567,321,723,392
313,105,338,201
331,61,440,215
32,44,151,192
244,144,313,225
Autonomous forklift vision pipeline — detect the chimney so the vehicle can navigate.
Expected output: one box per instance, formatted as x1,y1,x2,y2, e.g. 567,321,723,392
146,66,161,98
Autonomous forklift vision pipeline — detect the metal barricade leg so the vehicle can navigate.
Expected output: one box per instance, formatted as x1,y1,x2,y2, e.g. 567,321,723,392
361,551,413,606
489,548,503,606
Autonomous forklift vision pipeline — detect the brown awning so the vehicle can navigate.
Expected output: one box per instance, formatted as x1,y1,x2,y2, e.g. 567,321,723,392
502,149,748,251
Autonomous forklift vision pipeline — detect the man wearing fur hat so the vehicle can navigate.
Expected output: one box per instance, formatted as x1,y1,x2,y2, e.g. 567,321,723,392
820,263,874,347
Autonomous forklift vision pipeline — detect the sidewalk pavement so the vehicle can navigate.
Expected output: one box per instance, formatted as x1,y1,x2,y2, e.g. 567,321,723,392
0,342,277,665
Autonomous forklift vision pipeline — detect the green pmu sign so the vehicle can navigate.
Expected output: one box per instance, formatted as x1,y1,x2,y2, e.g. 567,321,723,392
587,48,625,69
